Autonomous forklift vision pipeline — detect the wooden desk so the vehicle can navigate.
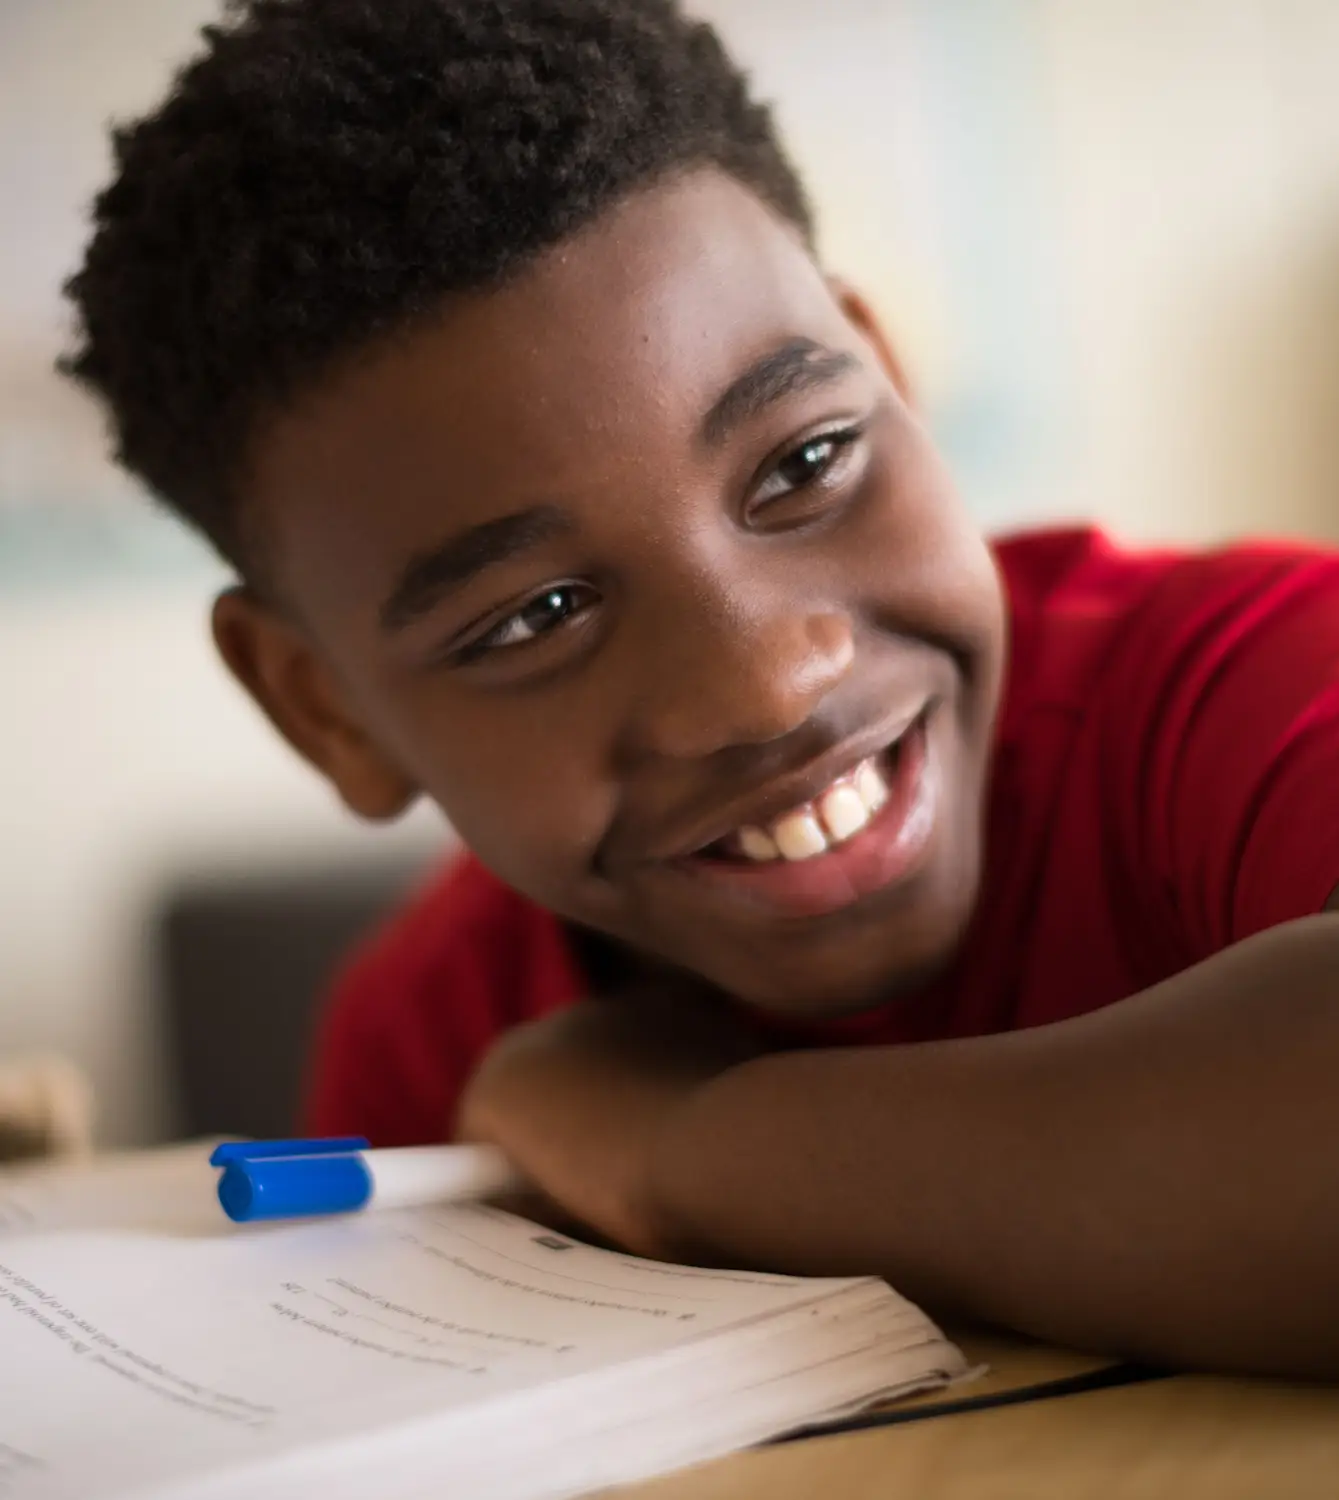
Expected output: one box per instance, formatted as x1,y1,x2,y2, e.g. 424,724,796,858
615,1333,1339,1498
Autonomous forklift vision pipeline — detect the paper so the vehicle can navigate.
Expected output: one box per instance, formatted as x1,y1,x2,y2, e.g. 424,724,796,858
0,1198,852,1500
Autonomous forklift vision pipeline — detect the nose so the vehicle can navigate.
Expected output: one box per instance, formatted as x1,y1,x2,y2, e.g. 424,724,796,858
631,597,855,762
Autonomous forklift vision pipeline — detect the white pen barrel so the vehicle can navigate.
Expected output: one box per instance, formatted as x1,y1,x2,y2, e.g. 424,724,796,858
364,1145,522,1210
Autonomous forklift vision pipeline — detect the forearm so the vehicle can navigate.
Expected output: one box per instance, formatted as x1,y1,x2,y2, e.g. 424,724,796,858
654,916,1339,1376
461,984,758,1254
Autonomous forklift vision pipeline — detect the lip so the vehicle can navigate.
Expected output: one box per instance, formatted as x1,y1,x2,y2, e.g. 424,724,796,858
649,701,931,866
665,711,938,921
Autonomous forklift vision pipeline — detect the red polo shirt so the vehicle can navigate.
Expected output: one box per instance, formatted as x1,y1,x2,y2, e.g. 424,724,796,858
305,527,1339,1145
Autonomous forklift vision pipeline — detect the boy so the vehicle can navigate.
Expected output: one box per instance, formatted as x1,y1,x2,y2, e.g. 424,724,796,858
65,0,1339,1377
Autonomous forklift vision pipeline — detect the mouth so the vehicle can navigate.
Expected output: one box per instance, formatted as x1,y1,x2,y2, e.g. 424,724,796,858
669,710,937,920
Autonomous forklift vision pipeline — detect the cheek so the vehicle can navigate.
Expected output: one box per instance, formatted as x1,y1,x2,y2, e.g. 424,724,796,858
335,637,626,914
855,432,1003,669
415,717,616,910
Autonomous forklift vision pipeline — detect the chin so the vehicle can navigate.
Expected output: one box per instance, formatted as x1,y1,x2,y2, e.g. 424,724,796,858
695,877,980,1020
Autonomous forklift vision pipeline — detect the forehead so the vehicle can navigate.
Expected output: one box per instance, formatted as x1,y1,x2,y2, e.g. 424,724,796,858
251,171,853,612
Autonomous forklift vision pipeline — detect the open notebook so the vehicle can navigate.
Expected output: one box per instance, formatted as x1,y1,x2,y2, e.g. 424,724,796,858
0,1148,968,1500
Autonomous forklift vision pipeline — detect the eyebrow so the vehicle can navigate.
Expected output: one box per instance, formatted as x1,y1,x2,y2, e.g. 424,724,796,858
699,338,862,448
379,505,572,631
378,340,857,631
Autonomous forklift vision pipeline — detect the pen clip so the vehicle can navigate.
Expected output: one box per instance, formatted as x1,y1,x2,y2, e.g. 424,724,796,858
209,1136,370,1167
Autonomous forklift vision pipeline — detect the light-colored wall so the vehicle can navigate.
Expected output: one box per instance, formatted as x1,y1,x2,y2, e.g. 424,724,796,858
2,0,1337,1145
1039,0,1339,543
0,592,447,1145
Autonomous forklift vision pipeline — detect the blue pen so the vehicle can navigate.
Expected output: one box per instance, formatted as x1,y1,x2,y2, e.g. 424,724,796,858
210,1137,520,1223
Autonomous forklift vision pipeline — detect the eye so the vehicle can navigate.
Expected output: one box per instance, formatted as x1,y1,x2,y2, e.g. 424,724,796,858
751,426,864,511
455,582,597,663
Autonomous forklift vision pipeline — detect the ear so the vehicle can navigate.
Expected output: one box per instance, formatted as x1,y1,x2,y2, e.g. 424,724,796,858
827,278,917,409
212,587,419,821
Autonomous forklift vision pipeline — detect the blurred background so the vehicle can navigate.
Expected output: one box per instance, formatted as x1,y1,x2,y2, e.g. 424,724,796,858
2,0,1337,1150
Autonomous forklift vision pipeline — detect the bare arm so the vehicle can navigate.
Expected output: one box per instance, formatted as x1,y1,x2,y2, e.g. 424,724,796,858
460,978,759,1255
653,914,1339,1377
463,915,1339,1377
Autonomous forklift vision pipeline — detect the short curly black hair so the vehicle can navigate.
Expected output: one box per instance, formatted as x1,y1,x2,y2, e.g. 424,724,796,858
61,0,812,573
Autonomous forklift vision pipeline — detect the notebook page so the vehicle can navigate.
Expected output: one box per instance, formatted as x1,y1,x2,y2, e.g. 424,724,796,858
427,1281,967,1500
0,1201,856,1500
144,1282,962,1500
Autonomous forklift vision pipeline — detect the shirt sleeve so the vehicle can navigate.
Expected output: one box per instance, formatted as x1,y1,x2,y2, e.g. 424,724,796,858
301,855,582,1146
301,936,454,1147
1104,546,1339,958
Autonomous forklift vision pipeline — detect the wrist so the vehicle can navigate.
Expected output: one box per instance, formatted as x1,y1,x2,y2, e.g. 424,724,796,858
642,1056,768,1266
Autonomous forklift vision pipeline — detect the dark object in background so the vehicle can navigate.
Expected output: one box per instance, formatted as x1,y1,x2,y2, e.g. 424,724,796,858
155,860,426,1140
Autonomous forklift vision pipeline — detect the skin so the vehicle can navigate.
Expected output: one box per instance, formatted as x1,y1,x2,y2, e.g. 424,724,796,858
216,168,1339,1378
461,916,1339,1377
218,170,1004,1013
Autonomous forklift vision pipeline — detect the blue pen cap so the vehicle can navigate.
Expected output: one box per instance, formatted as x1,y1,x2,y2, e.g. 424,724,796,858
218,1152,373,1223
211,1137,368,1166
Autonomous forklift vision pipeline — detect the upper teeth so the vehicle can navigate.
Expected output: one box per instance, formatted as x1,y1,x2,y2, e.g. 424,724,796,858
731,757,891,863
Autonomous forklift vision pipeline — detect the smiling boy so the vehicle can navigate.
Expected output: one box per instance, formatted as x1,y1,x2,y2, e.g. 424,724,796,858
66,0,1339,1376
